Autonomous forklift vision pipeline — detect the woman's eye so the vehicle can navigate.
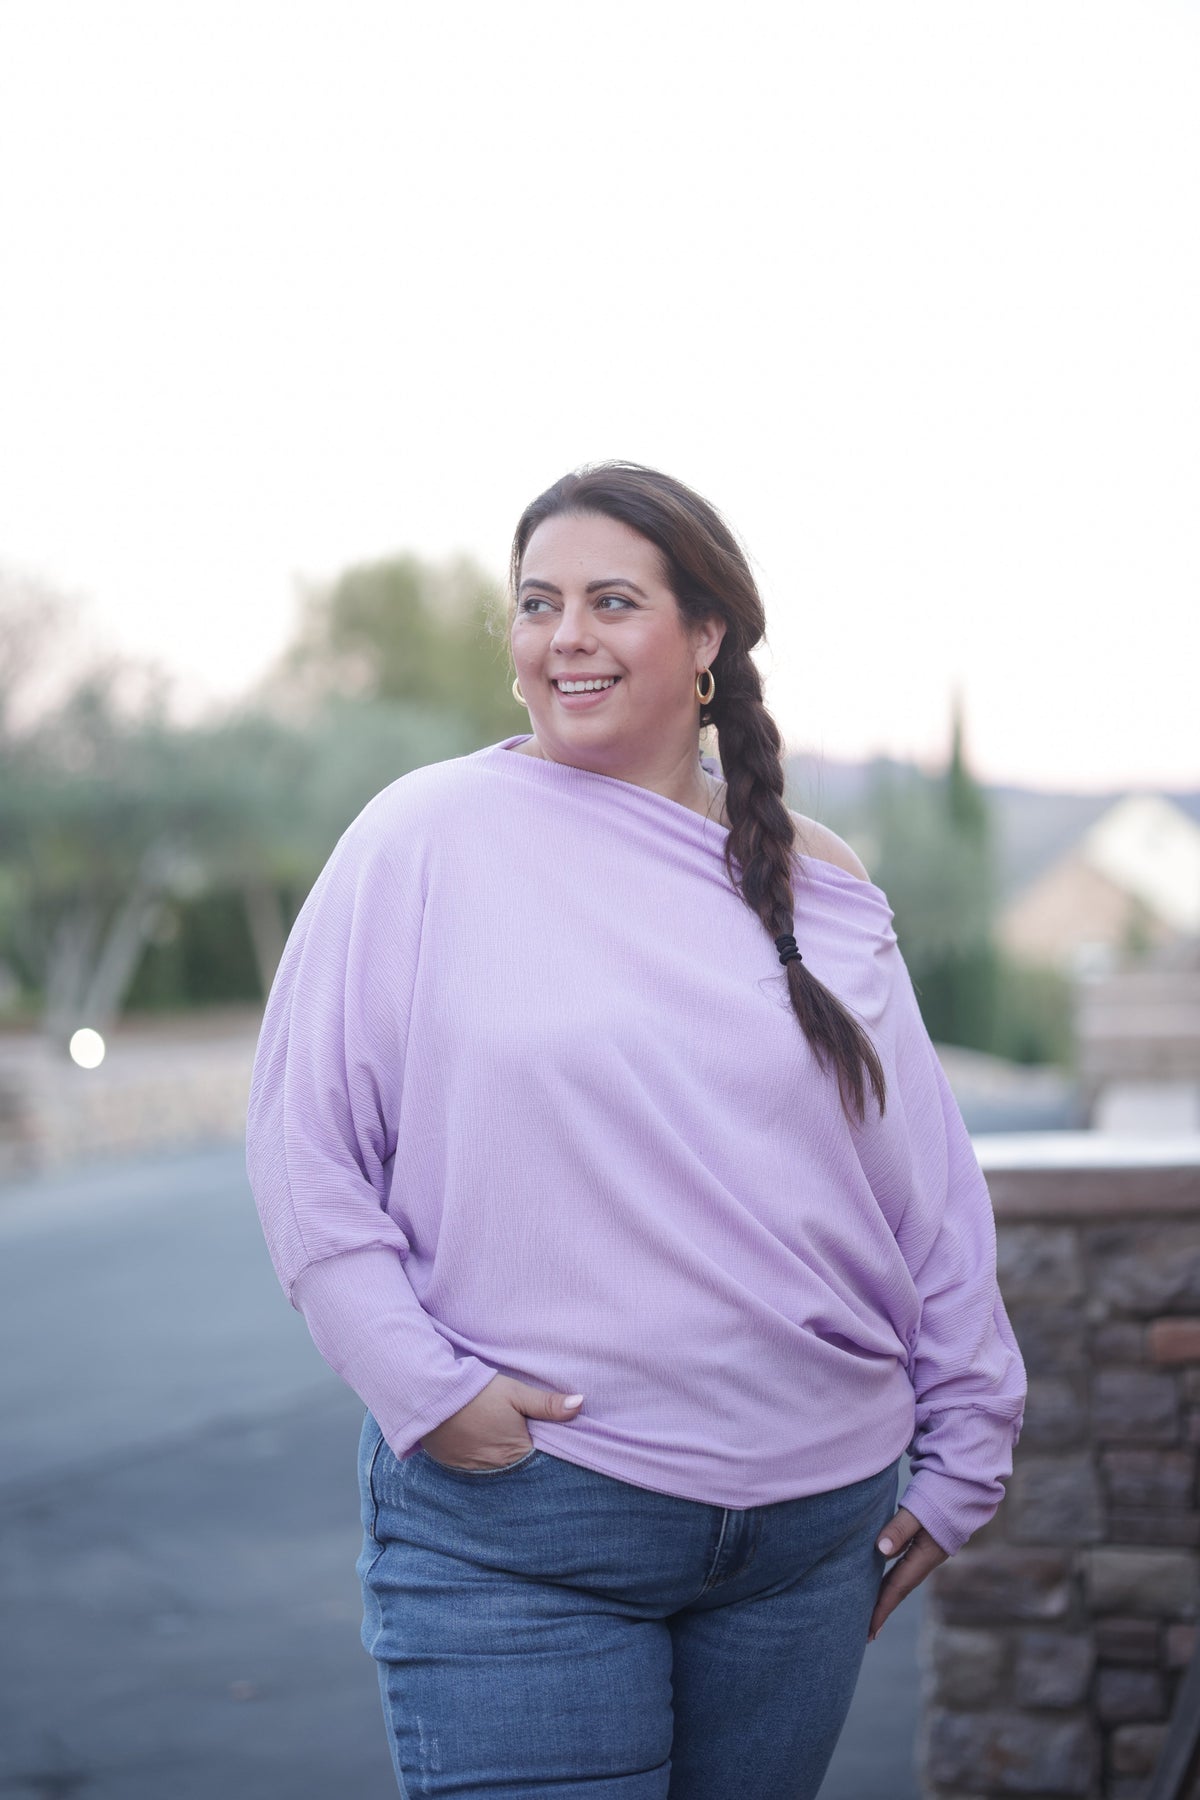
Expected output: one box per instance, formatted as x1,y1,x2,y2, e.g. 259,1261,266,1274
519,596,552,613
597,594,633,610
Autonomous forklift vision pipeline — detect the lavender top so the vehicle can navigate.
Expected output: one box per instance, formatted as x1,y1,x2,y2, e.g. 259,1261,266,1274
246,734,1026,1554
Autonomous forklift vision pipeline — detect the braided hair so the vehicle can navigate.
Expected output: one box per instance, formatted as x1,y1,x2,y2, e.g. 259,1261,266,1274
508,461,887,1123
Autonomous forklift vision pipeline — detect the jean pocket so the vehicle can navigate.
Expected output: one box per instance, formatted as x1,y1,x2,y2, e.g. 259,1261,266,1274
417,1445,543,1478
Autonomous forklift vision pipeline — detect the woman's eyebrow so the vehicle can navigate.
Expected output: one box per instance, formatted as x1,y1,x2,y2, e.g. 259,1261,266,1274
517,578,649,598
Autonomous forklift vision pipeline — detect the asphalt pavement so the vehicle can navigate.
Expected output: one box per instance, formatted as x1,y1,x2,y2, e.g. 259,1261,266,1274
0,1143,922,1799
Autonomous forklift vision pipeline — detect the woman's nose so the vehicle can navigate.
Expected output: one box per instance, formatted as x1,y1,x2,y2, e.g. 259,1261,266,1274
549,602,597,653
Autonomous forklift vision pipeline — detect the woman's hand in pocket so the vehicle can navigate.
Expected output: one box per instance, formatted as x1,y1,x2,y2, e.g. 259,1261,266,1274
867,1507,949,1640
420,1374,584,1469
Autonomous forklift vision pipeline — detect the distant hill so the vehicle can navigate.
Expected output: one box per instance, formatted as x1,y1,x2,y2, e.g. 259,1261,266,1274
782,751,1200,902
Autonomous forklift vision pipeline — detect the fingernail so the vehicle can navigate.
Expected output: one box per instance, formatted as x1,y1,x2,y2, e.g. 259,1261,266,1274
878,1538,894,1555
563,1395,584,1408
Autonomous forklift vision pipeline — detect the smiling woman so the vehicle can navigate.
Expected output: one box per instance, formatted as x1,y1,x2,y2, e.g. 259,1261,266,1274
246,459,1026,1800
509,509,726,795
506,464,888,1123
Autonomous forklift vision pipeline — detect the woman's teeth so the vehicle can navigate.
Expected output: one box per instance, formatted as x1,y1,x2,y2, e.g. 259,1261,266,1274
554,678,618,693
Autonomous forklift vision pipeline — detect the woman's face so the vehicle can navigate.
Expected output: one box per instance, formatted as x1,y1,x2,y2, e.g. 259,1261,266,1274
510,510,724,772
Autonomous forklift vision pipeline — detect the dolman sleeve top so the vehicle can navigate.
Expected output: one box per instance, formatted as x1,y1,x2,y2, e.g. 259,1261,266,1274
246,734,1026,1556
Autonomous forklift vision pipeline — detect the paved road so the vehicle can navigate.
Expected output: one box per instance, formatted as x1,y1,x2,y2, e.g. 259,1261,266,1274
0,1145,922,1799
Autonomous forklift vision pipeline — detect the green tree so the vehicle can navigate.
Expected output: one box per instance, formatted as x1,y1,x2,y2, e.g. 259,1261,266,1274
0,649,204,1045
0,557,505,1039
185,697,478,993
863,697,999,1051
274,551,525,747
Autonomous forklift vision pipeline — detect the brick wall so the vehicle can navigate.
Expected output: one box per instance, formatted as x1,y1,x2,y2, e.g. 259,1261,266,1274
918,1136,1200,1800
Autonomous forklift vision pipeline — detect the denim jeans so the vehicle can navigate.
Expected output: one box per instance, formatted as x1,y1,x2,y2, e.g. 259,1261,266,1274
356,1410,900,1799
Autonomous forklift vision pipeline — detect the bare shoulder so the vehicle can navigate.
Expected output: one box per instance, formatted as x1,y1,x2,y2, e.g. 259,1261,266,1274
788,810,871,882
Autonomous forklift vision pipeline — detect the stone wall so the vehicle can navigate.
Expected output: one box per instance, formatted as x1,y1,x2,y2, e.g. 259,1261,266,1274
0,1013,258,1176
918,1135,1200,1800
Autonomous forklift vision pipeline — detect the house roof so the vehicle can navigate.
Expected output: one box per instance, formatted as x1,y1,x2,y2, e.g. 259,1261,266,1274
1081,795,1200,934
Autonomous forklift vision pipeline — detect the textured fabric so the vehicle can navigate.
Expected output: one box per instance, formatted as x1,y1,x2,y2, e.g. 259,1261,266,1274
246,733,1026,1555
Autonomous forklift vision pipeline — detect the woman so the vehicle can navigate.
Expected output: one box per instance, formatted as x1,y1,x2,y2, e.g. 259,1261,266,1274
246,461,1026,1800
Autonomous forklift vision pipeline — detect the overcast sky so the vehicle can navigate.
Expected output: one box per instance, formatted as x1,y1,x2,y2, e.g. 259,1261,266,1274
1,1,1196,791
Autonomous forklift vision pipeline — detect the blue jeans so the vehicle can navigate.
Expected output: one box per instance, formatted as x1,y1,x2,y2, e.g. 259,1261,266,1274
356,1411,900,1799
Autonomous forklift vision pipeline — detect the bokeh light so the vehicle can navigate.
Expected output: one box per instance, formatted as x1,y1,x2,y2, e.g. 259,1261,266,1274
68,1028,106,1070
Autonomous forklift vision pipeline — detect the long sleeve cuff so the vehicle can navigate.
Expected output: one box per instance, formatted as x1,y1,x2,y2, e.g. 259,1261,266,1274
899,1402,1024,1555
291,1244,498,1457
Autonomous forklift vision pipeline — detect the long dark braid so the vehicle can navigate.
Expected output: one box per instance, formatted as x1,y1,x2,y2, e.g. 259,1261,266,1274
704,631,887,1123
509,461,887,1123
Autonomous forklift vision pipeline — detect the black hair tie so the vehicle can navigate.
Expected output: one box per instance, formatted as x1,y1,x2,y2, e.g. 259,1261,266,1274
774,933,803,967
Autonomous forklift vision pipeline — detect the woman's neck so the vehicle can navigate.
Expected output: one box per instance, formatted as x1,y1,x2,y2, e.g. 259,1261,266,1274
507,733,729,827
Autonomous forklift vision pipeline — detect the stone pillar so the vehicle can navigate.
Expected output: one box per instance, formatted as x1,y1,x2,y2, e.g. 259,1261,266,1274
917,1137,1200,1800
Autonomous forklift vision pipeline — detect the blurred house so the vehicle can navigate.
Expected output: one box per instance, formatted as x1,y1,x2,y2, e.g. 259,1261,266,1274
995,794,1200,1133
997,793,1200,977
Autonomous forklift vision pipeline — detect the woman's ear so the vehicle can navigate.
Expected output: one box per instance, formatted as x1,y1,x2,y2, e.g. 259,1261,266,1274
694,615,727,666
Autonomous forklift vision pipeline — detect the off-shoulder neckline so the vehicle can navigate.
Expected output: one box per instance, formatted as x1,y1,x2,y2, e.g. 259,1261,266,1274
476,736,892,906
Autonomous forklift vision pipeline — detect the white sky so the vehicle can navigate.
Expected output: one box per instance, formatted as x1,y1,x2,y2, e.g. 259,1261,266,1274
1,0,1197,791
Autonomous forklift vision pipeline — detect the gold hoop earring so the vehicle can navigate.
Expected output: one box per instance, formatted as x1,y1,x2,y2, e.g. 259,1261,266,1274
512,677,528,706
696,668,716,704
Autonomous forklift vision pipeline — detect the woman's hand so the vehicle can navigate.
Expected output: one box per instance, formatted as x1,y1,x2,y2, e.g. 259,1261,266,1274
420,1374,584,1470
867,1506,949,1641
